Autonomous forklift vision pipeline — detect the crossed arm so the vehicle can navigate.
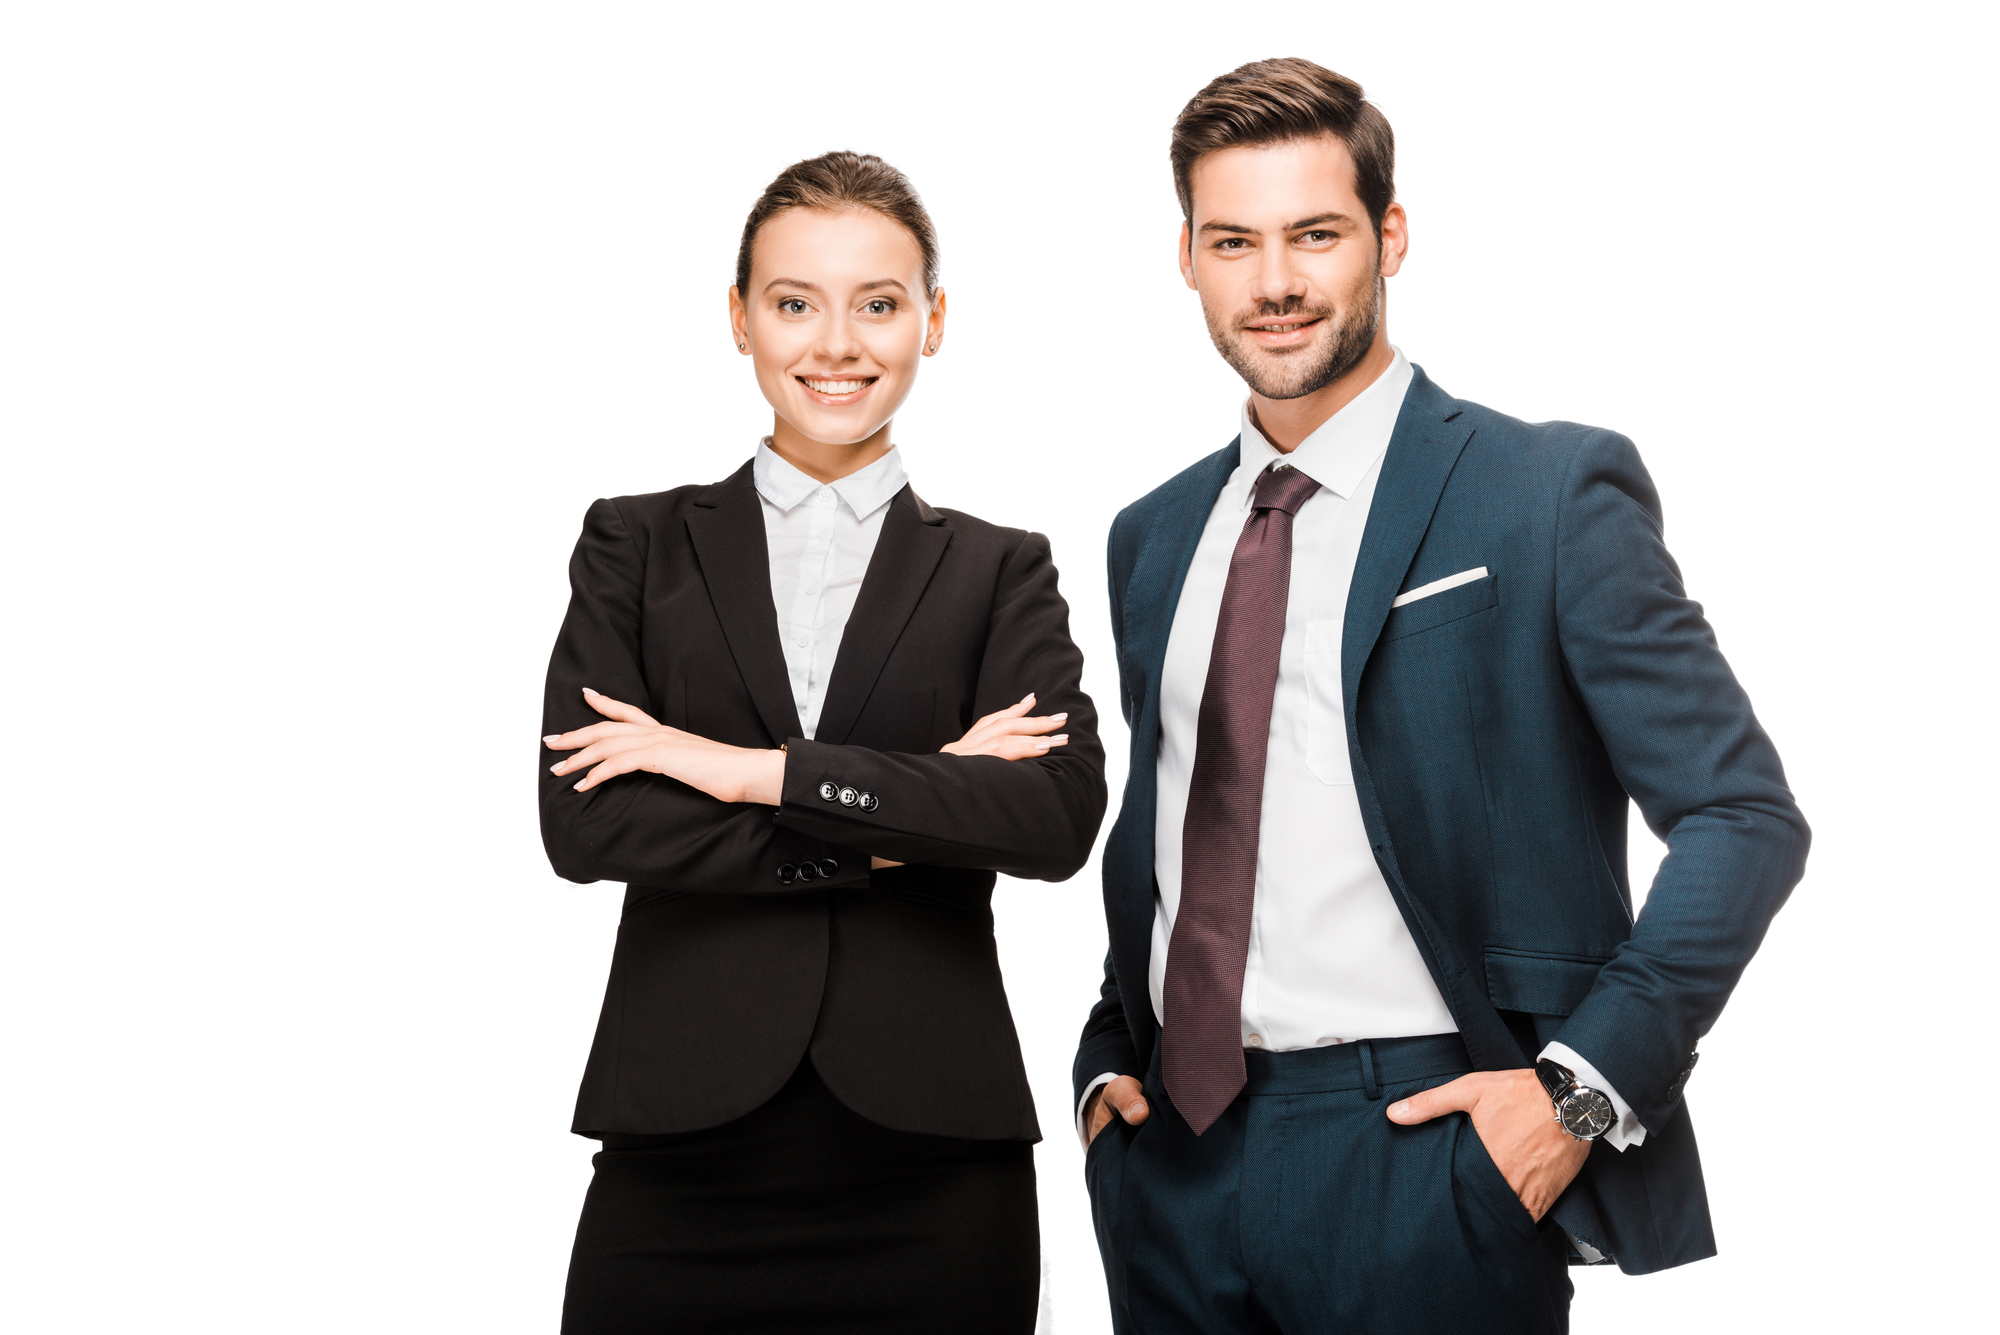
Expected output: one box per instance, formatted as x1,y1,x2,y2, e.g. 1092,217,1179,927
547,688,1069,868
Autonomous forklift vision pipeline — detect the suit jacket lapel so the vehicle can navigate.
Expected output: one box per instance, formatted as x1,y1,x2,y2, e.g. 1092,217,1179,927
1336,369,1520,1069
1341,369,1473,710
813,486,952,746
1128,442,1240,763
685,462,804,747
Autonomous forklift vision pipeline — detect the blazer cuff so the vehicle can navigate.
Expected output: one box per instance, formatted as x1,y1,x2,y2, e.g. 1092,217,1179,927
1541,1041,1646,1151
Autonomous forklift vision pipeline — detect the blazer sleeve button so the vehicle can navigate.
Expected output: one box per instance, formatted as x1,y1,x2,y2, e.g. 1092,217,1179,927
817,857,839,878
838,786,859,807
796,861,819,881
857,792,878,812
818,781,840,802
776,863,797,884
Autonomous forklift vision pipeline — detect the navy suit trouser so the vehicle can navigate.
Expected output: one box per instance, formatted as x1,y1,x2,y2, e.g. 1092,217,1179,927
1085,1034,1573,1334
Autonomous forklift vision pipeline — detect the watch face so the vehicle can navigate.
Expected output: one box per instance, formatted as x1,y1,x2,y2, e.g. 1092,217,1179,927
1558,1089,1616,1139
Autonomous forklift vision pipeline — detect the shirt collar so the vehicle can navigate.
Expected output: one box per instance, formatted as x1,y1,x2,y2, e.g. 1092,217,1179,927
753,439,909,520
1235,347,1414,504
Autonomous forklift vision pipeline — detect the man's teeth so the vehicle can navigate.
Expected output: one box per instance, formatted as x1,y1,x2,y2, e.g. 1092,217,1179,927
1255,322,1310,333
804,378,870,395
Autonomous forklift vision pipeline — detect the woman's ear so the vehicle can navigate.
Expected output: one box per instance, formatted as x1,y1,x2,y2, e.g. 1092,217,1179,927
728,285,750,353
924,288,947,355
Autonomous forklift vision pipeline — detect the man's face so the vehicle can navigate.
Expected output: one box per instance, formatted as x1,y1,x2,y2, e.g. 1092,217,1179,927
1179,136,1406,401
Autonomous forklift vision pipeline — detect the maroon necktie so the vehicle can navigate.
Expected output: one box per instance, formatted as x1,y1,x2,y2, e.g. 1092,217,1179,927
1162,460,1322,1134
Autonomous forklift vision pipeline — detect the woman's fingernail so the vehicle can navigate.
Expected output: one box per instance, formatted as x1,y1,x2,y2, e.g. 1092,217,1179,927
582,687,600,697
543,735,561,746
550,763,563,774
1020,693,1034,705
1389,1100,1410,1117
573,780,587,791
1052,713,1067,721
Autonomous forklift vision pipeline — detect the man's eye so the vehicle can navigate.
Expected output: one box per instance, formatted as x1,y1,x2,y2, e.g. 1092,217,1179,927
1218,238,1247,250
1302,231,1332,243
778,298,809,314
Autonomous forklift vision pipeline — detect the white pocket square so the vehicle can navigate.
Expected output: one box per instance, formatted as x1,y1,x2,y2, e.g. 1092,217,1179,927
1392,567,1488,608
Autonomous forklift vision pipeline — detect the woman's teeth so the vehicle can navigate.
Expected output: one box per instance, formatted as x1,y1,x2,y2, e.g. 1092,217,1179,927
802,378,871,395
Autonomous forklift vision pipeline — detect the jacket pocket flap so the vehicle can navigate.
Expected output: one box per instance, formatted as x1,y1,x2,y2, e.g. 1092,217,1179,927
1484,948,1607,1016
1381,572,1498,641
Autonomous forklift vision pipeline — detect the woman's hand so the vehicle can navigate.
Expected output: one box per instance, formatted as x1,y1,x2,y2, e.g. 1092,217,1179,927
545,689,786,805
942,693,1068,760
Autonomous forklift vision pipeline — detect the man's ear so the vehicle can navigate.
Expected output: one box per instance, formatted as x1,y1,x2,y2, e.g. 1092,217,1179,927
1179,221,1198,291
1377,203,1409,279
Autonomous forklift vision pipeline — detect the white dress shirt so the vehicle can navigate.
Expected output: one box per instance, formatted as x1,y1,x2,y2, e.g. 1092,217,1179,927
752,439,908,740
1080,350,1642,1157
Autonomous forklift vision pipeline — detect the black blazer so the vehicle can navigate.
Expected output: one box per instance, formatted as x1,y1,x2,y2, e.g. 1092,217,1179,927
540,459,1106,1142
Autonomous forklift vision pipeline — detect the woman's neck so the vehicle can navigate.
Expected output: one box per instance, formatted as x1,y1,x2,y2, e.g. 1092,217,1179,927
768,417,894,484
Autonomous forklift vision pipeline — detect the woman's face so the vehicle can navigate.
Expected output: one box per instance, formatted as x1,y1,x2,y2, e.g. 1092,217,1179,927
730,207,945,448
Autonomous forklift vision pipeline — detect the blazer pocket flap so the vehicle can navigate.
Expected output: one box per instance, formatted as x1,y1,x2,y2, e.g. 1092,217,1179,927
1381,572,1498,641
1484,948,1608,1016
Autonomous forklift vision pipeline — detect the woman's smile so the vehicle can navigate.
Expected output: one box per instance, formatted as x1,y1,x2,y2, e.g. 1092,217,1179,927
797,374,878,404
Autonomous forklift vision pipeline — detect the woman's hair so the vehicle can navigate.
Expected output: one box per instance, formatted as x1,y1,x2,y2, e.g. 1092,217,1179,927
734,151,940,302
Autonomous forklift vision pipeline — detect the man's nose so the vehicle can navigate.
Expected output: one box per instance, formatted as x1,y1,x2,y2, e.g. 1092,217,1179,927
1250,245,1306,308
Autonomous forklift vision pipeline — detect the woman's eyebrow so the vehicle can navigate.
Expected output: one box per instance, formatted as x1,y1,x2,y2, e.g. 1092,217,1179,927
762,277,821,293
855,279,910,295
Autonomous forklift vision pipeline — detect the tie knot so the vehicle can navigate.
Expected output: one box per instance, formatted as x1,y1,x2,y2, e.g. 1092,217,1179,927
1252,462,1321,515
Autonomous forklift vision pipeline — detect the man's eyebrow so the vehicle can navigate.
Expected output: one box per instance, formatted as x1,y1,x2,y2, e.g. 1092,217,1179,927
1196,212,1357,237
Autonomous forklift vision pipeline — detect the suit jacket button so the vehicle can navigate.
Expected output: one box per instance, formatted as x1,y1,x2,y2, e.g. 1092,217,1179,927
857,792,878,812
796,860,819,881
776,863,797,884
838,786,859,806
818,858,839,878
818,781,840,802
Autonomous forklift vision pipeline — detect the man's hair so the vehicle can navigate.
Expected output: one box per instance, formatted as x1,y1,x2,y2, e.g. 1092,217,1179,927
1170,58,1396,238
735,150,940,301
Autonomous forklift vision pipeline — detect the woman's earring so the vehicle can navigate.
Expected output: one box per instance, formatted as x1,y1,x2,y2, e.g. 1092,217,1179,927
738,343,746,351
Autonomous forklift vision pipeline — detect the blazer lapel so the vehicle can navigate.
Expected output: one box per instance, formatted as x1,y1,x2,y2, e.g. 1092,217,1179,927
685,463,804,747
1341,369,1473,710
1127,442,1240,752
812,486,952,746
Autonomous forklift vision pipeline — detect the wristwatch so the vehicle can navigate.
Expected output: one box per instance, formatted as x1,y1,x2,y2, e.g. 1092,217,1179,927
1535,1058,1616,1142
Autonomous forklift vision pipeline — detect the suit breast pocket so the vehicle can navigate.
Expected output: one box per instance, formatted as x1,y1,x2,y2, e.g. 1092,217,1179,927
1303,620,1354,786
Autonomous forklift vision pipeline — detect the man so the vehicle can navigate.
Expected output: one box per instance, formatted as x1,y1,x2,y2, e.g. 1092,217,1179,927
1073,58,1807,1333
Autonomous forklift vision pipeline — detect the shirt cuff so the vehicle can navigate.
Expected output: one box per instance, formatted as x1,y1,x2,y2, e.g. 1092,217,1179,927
1539,1041,1646,1151
1075,1072,1120,1150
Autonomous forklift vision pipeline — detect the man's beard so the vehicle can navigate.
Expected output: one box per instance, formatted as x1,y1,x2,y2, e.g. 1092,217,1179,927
1204,263,1382,402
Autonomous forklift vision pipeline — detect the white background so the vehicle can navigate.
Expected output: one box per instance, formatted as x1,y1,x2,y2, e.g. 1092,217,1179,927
4,3,1994,1331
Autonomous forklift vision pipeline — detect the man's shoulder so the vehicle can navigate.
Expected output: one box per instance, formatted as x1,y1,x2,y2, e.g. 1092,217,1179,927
1432,380,1638,480
1111,440,1238,539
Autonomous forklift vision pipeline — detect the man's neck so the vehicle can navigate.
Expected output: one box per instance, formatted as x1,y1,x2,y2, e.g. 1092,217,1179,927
768,419,894,484
1247,331,1395,454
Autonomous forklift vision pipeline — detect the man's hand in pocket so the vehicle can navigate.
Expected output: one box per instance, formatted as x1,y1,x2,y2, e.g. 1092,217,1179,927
1084,1077,1151,1147
1386,1069,1590,1220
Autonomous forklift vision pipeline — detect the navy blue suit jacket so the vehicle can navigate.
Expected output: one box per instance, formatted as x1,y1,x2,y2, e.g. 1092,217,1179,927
1073,367,1808,1274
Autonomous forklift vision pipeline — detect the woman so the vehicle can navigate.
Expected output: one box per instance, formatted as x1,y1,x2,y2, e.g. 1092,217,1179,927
538,152,1106,1334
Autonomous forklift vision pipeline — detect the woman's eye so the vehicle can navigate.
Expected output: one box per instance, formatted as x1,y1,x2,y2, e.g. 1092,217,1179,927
863,300,895,315
778,298,809,314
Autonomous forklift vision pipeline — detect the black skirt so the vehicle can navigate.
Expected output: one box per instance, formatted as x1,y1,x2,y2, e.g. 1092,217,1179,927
562,1056,1039,1334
